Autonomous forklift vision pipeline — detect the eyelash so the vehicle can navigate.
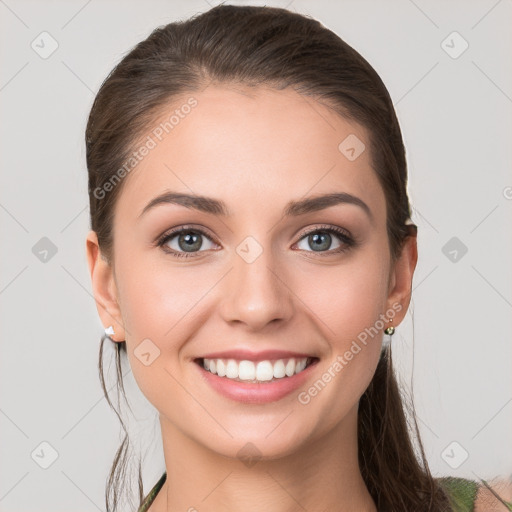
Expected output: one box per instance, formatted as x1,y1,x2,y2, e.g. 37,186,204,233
156,224,356,259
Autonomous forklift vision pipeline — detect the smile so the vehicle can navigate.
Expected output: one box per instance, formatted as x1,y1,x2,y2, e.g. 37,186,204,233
198,356,317,383
194,356,320,404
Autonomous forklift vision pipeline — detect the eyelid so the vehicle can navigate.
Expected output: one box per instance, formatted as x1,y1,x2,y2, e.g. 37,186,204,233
296,224,352,240
155,224,219,246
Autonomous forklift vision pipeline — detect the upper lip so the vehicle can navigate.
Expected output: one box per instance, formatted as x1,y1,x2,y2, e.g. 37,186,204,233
195,349,318,362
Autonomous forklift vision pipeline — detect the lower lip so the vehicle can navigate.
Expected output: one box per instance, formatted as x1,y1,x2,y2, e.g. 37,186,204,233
194,359,319,404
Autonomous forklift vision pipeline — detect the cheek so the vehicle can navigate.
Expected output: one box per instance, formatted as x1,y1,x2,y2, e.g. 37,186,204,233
292,247,390,399
117,251,214,341
114,253,217,393
294,251,389,345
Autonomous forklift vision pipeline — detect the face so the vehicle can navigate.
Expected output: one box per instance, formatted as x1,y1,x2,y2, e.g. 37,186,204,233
87,84,416,460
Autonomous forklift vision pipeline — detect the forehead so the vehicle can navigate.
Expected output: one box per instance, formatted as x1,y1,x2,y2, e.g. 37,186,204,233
115,84,386,225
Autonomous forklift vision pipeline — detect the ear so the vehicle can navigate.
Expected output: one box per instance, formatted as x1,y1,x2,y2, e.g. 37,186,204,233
385,233,418,327
86,230,126,342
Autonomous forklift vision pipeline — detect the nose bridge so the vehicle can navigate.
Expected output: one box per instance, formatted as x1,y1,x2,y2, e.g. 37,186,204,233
218,235,293,330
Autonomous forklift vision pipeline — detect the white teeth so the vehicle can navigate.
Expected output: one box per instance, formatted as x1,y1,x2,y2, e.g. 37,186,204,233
256,361,274,381
285,358,296,377
238,360,255,380
217,359,226,377
201,357,312,382
273,360,286,378
226,360,238,379
296,358,307,373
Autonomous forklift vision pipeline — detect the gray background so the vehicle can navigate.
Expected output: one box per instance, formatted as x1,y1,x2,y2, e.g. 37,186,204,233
1,0,511,510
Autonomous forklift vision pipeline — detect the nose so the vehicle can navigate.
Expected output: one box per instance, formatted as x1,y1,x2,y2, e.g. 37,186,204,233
218,245,294,332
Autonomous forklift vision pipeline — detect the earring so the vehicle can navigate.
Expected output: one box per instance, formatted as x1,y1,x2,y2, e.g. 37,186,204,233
105,325,115,337
384,318,395,336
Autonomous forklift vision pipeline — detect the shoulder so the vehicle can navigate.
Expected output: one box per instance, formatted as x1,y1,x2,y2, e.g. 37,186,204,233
436,475,512,512
473,477,512,512
436,476,479,511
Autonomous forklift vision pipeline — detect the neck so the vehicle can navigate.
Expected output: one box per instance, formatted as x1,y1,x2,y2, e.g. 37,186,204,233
152,404,377,512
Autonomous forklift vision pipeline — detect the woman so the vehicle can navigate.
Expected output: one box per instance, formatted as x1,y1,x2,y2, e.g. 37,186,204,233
85,4,510,511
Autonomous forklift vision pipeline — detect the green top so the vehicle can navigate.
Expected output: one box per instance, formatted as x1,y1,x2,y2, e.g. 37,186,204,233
136,473,486,512
138,472,166,512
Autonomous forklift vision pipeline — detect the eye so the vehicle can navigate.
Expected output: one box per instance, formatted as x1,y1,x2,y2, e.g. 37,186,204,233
294,225,355,256
156,226,218,258
156,224,356,259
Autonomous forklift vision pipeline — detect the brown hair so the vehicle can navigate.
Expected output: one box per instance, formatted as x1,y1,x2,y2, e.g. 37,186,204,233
87,5,455,511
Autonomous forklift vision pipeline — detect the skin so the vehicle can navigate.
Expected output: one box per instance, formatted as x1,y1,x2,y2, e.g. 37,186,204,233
475,481,512,511
86,84,418,512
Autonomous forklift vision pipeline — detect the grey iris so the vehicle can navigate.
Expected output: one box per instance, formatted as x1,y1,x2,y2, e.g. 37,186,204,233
309,232,331,251
179,232,202,252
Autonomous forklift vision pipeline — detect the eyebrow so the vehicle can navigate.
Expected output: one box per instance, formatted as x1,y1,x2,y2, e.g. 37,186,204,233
138,191,373,222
